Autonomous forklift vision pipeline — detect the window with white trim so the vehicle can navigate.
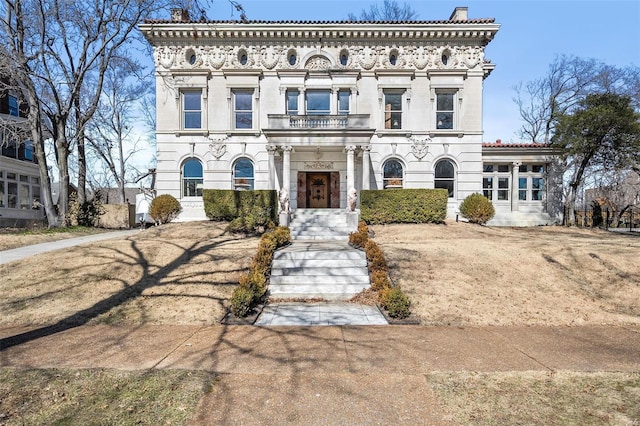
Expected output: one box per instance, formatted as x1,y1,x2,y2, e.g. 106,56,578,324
182,159,203,197
384,91,402,129
8,95,19,117
182,91,202,129
383,159,403,188
233,158,254,190
483,164,510,201
518,164,545,201
233,90,253,129
436,92,455,130
286,89,299,115
306,90,330,115
338,90,350,115
434,159,455,198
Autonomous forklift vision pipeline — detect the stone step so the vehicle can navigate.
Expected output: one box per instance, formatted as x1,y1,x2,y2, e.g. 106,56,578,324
272,259,366,269
270,274,370,285
274,251,365,261
269,285,369,300
270,266,369,276
292,235,349,241
290,225,353,231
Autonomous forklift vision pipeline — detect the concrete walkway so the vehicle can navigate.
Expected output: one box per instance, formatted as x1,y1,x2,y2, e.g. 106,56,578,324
1,324,638,424
256,302,387,326
0,229,139,265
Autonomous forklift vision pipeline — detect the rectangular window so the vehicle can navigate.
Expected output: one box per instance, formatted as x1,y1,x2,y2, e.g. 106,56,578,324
338,90,350,115
532,177,544,201
518,177,527,201
234,90,253,128
33,186,41,206
286,90,299,115
498,177,509,200
482,177,493,200
436,93,454,129
384,92,402,129
519,164,528,173
497,164,509,173
306,90,330,115
532,165,543,173
0,179,4,207
2,140,17,158
24,140,34,161
19,183,30,209
483,165,493,173
8,95,19,117
7,182,17,208
182,91,202,129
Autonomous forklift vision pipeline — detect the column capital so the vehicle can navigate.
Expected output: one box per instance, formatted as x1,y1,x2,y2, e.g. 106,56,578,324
280,145,293,153
360,144,371,152
512,160,522,167
345,145,357,153
266,145,278,154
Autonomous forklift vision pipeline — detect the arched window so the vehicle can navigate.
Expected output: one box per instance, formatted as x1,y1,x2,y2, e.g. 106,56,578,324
233,158,254,190
383,159,403,189
182,159,203,197
434,159,455,198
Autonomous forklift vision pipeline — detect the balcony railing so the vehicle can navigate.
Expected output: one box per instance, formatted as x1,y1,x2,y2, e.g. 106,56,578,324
267,114,370,130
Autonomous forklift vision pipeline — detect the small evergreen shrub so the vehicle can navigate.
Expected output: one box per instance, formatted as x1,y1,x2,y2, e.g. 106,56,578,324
271,226,291,247
230,286,254,317
385,287,411,319
349,221,369,248
149,194,182,224
459,193,495,225
370,270,391,292
365,240,387,272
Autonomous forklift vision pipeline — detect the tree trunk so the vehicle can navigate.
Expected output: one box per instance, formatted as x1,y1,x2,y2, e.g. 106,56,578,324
55,120,70,226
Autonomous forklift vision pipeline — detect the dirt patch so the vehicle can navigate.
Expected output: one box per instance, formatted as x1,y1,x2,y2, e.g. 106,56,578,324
372,222,640,327
0,221,259,326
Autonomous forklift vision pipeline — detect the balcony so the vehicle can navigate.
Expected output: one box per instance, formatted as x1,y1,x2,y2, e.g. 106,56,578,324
267,114,371,130
263,114,374,146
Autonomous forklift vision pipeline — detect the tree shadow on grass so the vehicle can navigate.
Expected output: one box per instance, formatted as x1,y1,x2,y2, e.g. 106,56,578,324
0,233,253,350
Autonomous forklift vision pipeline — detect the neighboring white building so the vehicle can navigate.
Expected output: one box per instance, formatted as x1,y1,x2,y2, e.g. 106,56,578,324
140,7,558,226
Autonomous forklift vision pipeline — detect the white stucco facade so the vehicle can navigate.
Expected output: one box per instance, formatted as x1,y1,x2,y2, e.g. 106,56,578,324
140,7,557,225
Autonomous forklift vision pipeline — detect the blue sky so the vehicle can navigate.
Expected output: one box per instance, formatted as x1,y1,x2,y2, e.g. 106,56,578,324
206,0,640,143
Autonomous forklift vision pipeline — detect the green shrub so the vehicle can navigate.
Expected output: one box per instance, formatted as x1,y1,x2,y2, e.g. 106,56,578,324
149,194,182,224
271,226,291,247
360,189,447,224
385,287,411,319
203,189,278,234
230,286,254,317
370,270,391,292
349,221,369,248
459,193,495,225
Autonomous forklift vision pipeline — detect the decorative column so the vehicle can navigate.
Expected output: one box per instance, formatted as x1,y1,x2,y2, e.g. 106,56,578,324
361,145,371,190
267,145,277,190
345,145,359,229
281,145,292,194
345,145,356,194
512,161,521,212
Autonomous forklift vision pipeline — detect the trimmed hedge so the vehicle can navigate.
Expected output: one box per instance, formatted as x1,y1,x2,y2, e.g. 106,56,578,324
360,189,448,224
203,189,278,233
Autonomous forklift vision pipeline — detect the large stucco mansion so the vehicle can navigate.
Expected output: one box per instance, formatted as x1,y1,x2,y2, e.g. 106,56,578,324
140,7,559,226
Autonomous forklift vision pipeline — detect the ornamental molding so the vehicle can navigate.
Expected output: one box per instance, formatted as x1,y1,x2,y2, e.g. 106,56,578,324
410,136,431,159
151,42,486,72
208,136,228,159
304,161,334,170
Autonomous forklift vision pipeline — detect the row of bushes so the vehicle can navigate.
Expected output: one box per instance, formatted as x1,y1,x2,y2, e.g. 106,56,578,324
360,189,448,224
230,226,291,317
349,221,411,319
203,189,278,234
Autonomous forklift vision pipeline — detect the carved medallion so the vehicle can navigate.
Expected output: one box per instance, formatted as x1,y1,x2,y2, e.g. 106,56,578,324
410,136,431,159
209,137,228,159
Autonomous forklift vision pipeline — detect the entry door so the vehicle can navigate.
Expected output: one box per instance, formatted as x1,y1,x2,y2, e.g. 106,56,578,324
306,173,330,208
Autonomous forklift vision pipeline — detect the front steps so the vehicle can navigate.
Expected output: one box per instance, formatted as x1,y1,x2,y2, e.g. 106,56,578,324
289,208,354,240
487,211,556,227
269,241,370,300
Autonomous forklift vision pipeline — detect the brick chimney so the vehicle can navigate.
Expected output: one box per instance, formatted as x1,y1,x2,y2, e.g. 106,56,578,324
496,139,502,145
449,7,468,21
170,8,190,22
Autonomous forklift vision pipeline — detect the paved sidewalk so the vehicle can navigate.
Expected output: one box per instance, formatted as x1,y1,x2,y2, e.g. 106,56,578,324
0,229,139,265
1,324,638,424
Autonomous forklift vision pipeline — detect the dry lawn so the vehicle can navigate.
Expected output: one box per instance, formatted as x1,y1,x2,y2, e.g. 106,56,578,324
372,222,640,326
0,226,110,251
0,221,258,326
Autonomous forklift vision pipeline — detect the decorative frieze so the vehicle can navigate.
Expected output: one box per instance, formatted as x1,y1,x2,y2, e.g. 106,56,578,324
303,161,334,170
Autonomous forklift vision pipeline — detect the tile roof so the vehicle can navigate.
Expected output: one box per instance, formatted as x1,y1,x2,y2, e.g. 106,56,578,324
482,142,550,148
142,18,496,25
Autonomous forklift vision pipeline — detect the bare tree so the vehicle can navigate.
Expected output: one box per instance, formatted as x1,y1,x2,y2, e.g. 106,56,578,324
86,59,149,203
348,0,418,21
0,0,171,227
514,55,640,144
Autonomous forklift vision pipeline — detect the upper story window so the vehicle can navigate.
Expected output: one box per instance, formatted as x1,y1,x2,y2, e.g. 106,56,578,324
286,89,299,115
233,90,253,129
436,92,455,129
306,90,330,115
233,158,254,190
24,140,33,161
8,95,19,117
182,91,201,129
383,159,404,189
384,91,402,129
338,90,350,115
182,159,203,197
434,159,455,198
